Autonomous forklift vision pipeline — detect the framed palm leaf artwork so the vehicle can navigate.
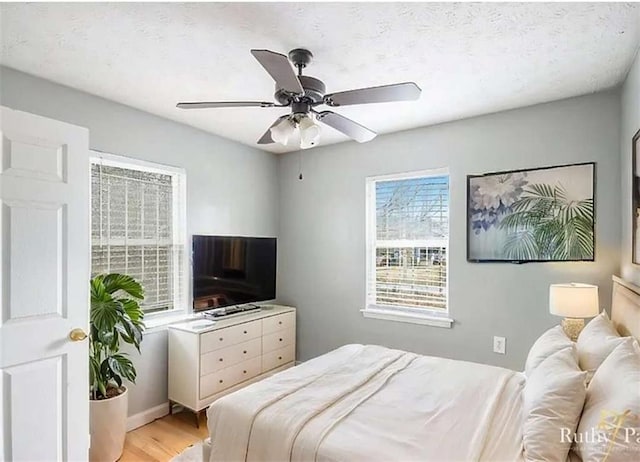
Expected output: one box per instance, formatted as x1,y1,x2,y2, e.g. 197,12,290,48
467,162,595,262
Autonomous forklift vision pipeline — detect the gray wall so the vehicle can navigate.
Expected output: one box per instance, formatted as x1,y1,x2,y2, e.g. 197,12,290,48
1,65,625,415
277,91,621,370
621,50,640,285
0,66,279,416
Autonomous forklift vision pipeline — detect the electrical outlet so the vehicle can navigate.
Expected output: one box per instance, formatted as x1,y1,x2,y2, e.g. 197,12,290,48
493,336,506,355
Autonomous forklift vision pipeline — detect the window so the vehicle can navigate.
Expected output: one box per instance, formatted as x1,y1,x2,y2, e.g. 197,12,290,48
91,153,187,314
365,169,450,325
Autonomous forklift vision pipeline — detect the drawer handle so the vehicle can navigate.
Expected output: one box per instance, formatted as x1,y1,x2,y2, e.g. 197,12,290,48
279,338,283,342
278,356,282,360
219,337,223,342
243,330,247,334
278,321,282,325
243,350,247,354
219,358,223,362
243,370,247,374
219,379,223,384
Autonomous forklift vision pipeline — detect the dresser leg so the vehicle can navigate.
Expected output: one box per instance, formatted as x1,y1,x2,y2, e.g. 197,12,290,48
194,409,201,428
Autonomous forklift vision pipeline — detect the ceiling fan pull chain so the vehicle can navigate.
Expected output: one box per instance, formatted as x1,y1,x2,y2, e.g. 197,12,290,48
298,150,304,181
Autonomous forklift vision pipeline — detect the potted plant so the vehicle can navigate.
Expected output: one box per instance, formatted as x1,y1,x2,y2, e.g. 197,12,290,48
89,274,145,462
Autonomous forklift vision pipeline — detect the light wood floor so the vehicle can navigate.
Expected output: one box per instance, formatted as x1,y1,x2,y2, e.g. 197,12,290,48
120,411,208,461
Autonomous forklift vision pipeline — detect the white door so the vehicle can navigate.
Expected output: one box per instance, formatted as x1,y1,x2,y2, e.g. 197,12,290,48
0,107,90,461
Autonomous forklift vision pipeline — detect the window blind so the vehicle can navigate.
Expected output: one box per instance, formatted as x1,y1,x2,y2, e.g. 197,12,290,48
369,174,449,311
91,161,185,313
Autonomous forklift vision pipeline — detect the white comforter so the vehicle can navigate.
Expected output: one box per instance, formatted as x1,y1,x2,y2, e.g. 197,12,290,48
207,344,525,462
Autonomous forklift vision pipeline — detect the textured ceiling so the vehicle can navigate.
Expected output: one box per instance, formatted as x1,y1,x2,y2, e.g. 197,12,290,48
1,3,639,153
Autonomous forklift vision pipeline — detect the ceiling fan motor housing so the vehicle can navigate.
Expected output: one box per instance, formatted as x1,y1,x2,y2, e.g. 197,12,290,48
274,75,326,105
291,101,310,116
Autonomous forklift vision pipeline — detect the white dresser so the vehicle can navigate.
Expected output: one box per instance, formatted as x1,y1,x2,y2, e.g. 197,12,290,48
168,305,296,415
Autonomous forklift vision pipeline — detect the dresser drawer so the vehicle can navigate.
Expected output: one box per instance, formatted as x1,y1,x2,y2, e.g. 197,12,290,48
200,337,262,376
200,320,262,354
262,311,295,335
199,356,262,399
262,344,295,372
262,328,294,353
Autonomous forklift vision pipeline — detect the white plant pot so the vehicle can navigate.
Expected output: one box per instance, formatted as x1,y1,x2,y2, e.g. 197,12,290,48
89,387,128,462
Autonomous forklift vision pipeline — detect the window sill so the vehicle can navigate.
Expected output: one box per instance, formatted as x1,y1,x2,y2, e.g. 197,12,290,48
144,311,198,333
361,307,454,328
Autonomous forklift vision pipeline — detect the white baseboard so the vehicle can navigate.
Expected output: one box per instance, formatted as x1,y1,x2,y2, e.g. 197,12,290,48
126,402,170,432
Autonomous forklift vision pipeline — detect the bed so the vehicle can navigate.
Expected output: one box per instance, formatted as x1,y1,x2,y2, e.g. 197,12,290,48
203,276,640,462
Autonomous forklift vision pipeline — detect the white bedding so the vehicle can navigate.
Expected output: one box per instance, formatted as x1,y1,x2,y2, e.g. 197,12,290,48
207,344,525,462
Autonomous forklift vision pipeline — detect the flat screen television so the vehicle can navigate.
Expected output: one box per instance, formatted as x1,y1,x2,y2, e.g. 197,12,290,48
192,235,276,311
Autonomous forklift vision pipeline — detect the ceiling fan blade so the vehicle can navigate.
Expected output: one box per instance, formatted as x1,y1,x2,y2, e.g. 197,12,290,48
176,101,275,109
315,111,376,143
257,115,289,144
251,49,304,95
324,82,421,107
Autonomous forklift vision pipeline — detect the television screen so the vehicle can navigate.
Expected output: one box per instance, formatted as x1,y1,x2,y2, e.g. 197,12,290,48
192,235,276,311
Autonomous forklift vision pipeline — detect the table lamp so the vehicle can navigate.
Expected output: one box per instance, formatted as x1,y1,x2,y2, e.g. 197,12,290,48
549,283,599,341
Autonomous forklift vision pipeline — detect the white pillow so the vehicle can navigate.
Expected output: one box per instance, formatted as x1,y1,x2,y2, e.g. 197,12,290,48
575,338,640,462
523,346,587,462
525,325,574,376
576,311,626,378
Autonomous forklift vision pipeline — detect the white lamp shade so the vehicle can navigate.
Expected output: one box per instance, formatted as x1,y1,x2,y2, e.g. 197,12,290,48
549,283,599,318
270,118,295,145
299,116,321,149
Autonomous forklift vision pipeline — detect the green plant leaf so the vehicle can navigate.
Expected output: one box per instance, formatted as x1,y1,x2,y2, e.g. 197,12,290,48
90,275,106,299
89,356,101,391
97,377,107,398
119,314,143,352
112,373,122,388
120,298,145,327
100,358,112,381
108,354,137,384
115,323,134,345
90,273,145,398
93,327,115,348
102,273,144,300
91,295,124,333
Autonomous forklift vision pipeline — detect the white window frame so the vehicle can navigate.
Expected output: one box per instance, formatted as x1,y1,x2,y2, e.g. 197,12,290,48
90,150,189,323
363,168,453,328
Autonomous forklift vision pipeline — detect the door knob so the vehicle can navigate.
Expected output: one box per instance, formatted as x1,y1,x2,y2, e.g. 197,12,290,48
69,328,88,342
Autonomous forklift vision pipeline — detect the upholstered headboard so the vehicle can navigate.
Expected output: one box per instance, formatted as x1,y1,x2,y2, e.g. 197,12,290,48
611,275,640,341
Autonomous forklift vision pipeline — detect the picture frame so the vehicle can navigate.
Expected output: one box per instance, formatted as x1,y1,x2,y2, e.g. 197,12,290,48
632,129,640,264
467,162,596,263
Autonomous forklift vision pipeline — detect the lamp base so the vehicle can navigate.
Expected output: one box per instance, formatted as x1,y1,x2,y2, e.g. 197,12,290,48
561,318,585,342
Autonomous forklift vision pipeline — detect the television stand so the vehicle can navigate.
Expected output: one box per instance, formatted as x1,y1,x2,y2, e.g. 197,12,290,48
168,305,297,423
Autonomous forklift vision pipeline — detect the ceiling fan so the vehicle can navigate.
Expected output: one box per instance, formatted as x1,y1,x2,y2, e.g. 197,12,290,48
176,48,422,149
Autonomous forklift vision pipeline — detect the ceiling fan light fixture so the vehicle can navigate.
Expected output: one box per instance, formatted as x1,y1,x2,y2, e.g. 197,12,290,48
270,117,295,145
177,47,420,148
299,115,321,149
